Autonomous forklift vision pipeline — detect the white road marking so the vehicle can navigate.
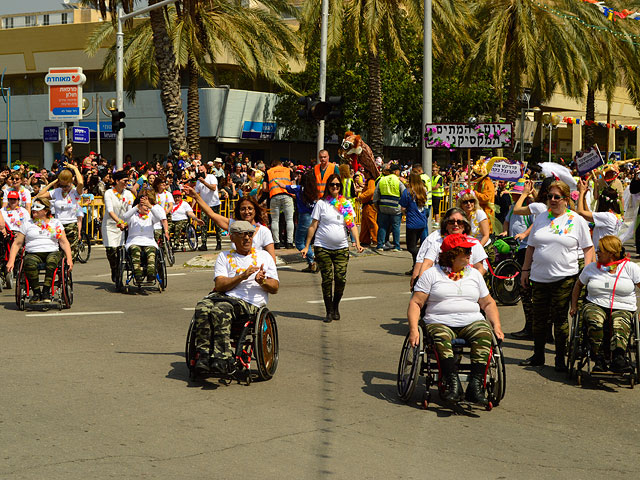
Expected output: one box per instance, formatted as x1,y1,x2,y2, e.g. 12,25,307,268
307,296,376,304
167,273,186,276
183,307,195,311
25,310,124,317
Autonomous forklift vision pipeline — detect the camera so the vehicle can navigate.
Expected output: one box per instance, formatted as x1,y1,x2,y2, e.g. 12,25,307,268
195,171,206,180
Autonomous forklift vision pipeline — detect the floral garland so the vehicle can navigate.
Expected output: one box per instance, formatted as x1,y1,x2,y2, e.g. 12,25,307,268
6,208,26,228
598,258,627,273
112,188,131,206
548,208,575,235
327,195,355,229
138,212,149,220
441,264,469,281
227,248,258,275
35,219,63,239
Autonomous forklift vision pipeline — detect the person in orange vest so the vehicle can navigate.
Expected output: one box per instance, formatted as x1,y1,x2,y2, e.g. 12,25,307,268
264,158,295,249
314,149,340,198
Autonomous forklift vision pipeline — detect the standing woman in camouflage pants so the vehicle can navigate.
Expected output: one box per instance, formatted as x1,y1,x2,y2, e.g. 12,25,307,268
36,163,84,260
301,174,364,323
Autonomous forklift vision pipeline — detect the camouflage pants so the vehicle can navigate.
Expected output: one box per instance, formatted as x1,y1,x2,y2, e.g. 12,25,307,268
23,251,61,290
200,206,221,244
106,247,122,277
515,249,533,328
170,219,188,243
582,302,633,355
193,292,259,361
128,245,156,278
531,276,576,351
425,320,493,365
314,246,349,299
63,222,79,260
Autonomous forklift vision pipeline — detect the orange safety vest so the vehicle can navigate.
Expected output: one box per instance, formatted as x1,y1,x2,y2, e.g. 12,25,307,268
315,162,336,197
267,165,292,198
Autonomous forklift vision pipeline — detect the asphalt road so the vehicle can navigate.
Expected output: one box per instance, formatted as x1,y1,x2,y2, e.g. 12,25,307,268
1,245,639,479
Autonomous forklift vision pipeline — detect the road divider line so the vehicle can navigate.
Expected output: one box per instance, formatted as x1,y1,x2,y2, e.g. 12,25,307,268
307,296,376,304
183,307,195,311
25,310,124,317
167,273,187,276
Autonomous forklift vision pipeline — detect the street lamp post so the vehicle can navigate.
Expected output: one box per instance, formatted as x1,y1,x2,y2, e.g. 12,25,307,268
542,113,561,162
82,94,116,156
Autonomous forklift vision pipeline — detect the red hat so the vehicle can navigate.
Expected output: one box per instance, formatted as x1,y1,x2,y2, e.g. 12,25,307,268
89,151,97,156
440,233,475,253
172,190,182,196
7,190,19,199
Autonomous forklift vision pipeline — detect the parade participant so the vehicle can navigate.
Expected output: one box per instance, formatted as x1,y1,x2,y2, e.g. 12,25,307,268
511,177,555,218
314,149,340,197
411,163,432,221
472,159,496,231
275,170,318,272
2,171,32,213
264,158,294,249
191,220,279,374
195,164,222,251
152,175,174,241
356,163,379,247
576,180,622,249
102,171,135,282
36,163,84,259
520,181,595,370
121,193,165,284
408,233,503,406
6,198,73,303
457,189,490,246
570,235,639,372
301,174,364,322
431,164,444,225
1,190,30,233
374,163,405,251
400,172,429,275
169,190,204,244
184,185,276,261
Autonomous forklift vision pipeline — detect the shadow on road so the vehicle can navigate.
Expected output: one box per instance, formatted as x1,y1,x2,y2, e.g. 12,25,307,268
271,310,325,321
379,317,407,336
362,269,406,277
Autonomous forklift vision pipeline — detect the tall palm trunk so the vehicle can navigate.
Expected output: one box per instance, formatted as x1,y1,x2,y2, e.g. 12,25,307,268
149,2,187,154
187,56,201,155
585,85,595,148
367,51,384,158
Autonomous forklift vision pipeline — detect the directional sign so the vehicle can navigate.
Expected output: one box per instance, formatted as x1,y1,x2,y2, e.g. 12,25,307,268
71,126,90,144
43,126,60,142
47,67,86,121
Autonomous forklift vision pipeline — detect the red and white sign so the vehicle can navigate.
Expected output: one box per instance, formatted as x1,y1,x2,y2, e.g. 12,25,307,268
47,67,86,121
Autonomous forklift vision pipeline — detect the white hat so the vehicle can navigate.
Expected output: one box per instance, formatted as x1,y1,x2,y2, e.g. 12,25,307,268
214,157,223,163
207,161,214,166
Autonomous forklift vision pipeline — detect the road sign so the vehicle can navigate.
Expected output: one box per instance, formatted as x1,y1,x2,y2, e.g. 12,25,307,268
71,126,90,144
46,67,86,121
241,121,277,140
43,126,60,142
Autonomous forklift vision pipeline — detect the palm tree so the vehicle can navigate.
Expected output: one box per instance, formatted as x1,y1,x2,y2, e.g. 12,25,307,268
299,0,472,158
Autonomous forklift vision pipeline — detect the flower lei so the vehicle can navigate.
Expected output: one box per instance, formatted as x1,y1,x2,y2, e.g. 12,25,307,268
441,265,469,281
112,188,131,205
548,208,575,235
138,212,149,220
35,219,63,239
597,258,627,273
327,195,355,229
227,248,258,275
6,208,26,227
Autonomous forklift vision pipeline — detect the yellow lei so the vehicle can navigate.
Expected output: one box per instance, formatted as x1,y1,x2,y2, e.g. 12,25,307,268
227,248,257,275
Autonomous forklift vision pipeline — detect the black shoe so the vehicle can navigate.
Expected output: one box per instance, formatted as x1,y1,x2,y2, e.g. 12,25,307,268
323,295,333,323
519,354,545,367
111,270,117,283
41,289,52,303
441,372,463,403
215,242,222,251
134,275,144,284
332,294,342,321
592,355,608,373
511,328,533,340
554,355,567,373
211,357,236,375
198,244,208,251
147,273,156,282
285,243,294,249
274,243,282,250
465,373,489,407
611,349,632,373
194,352,210,373
29,289,42,304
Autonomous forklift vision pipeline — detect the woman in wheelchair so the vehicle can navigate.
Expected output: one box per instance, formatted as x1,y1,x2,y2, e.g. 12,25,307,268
570,235,640,373
6,198,73,303
121,193,165,284
408,234,504,406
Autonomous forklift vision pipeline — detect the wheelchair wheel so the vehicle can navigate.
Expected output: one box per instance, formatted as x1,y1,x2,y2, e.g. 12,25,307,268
15,269,27,311
75,232,91,264
255,308,279,381
156,249,168,291
162,237,175,267
185,316,197,375
115,248,127,293
397,327,423,401
567,313,581,380
61,260,73,308
186,224,198,251
487,332,506,406
631,315,640,387
490,259,521,306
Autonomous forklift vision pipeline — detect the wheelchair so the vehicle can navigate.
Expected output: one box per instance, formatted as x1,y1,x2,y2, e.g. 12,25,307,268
14,249,73,311
487,236,521,306
397,320,506,411
115,244,167,293
157,228,175,267
567,306,640,388
0,230,15,291
185,297,279,385
170,220,199,252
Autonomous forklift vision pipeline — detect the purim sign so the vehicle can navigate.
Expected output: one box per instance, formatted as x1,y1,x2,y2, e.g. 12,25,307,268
45,67,86,121
486,157,526,182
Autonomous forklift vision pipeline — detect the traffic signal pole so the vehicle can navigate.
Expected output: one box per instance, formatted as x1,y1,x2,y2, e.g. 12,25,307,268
317,0,329,154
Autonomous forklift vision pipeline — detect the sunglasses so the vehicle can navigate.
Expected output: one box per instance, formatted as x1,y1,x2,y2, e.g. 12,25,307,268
547,194,565,201
328,182,341,187
447,219,465,225
462,199,476,205
233,231,254,238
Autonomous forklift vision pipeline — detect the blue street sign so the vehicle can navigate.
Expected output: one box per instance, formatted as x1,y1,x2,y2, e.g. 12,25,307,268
43,126,60,142
71,126,90,144
241,121,277,140
79,121,113,133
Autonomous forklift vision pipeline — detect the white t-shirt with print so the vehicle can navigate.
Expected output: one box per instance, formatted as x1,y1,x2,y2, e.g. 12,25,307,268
591,211,623,250
51,187,81,225
171,200,193,222
19,218,64,253
195,174,220,207
469,209,489,244
311,199,350,250
122,206,165,249
421,231,488,266
528,209,593,282
1,206,30,232
229,219,274,251
153,192,174,229
414,265,489,327
214,248,279,307
579,261,640,312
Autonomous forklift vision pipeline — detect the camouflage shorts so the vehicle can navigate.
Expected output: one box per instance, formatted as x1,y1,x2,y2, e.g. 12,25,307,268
582,302,633,355
425,320,493,365
128,245,156,278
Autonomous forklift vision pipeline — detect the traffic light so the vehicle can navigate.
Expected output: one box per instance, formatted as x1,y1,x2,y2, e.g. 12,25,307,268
297,95,344,121
297,96,311,120
111,110,126,133
325,96,343,120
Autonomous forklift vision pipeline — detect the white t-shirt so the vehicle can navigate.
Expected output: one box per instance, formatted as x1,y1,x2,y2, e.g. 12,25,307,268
414,265,489,327
1,206,30,232
591,211,623,250
422,232,488,266
51,187,81,225
150,204,167,232
214,248,279,307
3,186,31,209
195,174,220,207
229,219,274,251
171,200,193,222
311,199,350,250
416,230,441,263
579,261,640,312
19,218,64,253
528,202,546,218
153,192,173,229
469,209,489,244
528,209,593,283
122,206,165,249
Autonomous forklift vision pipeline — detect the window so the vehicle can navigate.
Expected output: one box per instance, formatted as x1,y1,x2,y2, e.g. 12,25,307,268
3,17,14,29
25,15,36,27
43,14,49,26
61,13,68,24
